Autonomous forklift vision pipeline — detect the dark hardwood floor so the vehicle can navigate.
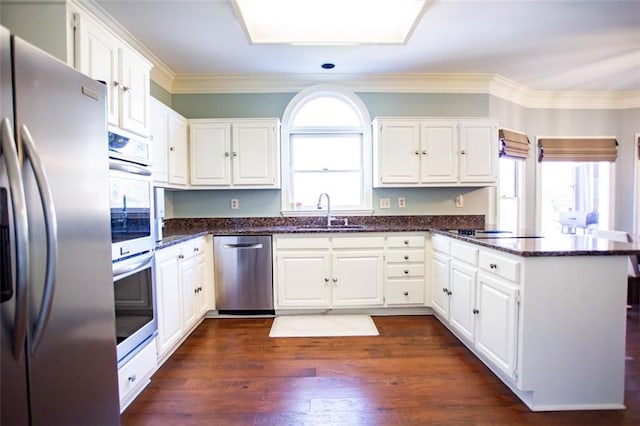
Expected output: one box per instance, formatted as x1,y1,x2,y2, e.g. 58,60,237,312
122,309,640,425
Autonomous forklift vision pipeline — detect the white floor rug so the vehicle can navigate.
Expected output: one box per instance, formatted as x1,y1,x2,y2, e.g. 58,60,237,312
269,314,379,338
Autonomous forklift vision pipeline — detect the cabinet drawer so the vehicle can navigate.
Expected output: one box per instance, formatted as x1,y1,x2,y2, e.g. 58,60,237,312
387,264,425,277
431,234,450,254
386,250,425,263
276,237,330,250
332,236,385,249
451,241,478,265
118,337,157,405
478,251,520,283
385,280,425,305
387,235,425,248
180,237,207,259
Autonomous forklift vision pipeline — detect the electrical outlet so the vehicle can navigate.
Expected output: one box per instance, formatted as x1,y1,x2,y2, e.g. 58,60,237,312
379,198,390,209
455,194,464,208
231,199,239,209
398,197,406,208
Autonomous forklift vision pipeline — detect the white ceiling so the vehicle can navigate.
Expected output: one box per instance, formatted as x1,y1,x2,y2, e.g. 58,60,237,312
95,0,640,93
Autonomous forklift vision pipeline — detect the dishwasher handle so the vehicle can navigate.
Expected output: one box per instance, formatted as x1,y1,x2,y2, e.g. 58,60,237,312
222,243,263,249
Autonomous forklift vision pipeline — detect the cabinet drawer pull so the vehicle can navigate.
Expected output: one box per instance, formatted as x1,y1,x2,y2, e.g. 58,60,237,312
404,240,409,245
403,269,409,274
473,309,479,314
490,263,498,269
128,374,137,383
404,255,409,260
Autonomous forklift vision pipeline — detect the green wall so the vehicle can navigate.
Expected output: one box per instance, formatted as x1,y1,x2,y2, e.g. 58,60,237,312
150,81,172,107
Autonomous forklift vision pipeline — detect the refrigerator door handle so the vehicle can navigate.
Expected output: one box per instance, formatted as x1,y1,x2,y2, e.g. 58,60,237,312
20,124,58,356
0,118,30,358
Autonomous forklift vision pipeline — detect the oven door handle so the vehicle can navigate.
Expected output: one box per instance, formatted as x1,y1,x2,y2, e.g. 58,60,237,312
113,252,154,282
109,159,152,177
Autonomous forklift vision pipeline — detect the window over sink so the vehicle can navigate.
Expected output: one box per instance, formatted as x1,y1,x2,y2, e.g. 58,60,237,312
281,85,372,214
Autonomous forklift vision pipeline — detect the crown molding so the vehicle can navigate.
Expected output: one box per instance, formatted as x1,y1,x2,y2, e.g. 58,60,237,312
170,72,497,95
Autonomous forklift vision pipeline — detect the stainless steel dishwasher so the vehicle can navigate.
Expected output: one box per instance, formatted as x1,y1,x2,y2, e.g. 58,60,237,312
213,235,274,315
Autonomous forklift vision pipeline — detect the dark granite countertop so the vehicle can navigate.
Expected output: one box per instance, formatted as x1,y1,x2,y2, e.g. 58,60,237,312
155,216,640,257
431,229,640,257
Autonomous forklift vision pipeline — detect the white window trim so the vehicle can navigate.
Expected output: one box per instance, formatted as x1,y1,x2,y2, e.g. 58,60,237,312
496,158,525,231
634,133,640,239
534,135,617,234
280,84,373,215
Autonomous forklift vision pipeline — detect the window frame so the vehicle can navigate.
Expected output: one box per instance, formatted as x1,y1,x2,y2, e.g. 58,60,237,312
497,156,525,232
281,85,373,215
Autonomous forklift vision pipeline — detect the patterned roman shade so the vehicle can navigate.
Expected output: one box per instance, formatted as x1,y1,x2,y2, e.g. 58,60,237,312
537,137,618,162
498,129,529,160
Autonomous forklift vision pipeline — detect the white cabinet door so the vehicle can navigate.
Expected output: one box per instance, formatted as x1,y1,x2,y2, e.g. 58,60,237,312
190,122,231,185
475,272,519,379
76,15,120,127
194,252,209,317
180,256,198,331
449,260,477,341
232,121,278,186
155,250,183,358
150,99,169,183
276,251,332,308
119,48,150,136
168,112,188,185
332,251,384,307
375,120,420,185
420,121,458,183
459,121,498,183
430,251,451,318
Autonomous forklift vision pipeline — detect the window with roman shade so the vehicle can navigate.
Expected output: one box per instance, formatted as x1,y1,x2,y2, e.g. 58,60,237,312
537,137,618,162
499,128,529,160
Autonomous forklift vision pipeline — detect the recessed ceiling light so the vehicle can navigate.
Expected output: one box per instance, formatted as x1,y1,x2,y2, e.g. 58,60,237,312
321,63,335,70
233,0,428,45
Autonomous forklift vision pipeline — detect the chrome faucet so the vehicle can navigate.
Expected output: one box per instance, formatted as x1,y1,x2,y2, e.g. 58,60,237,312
317,193,334,227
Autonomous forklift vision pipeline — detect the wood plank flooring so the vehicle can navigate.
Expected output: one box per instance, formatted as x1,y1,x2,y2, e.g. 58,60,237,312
122,310,640,425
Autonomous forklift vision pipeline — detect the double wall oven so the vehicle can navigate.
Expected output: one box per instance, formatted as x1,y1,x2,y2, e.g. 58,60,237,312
108,128,156,365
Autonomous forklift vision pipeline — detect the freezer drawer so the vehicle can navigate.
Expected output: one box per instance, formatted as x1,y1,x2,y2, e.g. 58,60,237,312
213,235,274,314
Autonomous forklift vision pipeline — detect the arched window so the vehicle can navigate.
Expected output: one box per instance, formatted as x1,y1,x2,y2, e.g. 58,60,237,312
281,85,372,213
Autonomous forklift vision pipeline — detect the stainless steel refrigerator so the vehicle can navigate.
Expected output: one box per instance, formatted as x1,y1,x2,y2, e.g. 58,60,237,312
0,28,120,425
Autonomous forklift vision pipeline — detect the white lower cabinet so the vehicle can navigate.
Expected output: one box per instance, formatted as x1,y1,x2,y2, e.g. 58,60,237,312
155,236,213,361
430,235,520,380
385,235,427,306
118,337,157,413
274,235,384,309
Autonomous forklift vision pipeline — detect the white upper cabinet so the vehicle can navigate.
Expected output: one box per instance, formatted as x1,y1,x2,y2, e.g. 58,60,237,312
373,118,498,187
189,119,280,188
150,98,188,186
75,11,151,137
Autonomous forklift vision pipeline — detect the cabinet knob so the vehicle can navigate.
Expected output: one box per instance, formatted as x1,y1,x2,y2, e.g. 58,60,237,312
473,309,479,314
194,247,199,253
442,288,447,293
422,150,427,155
324,277,330,283
169,146,175,152
224,152,230,157
404,269,409,274
199,286,203,291
460,150,467,155
404,240,409,245
447,290,452,296
128,374,137,382
113,81,121,88
232,152,238,157
178,254,184,259
490,263,497,269
122,85,132,93
404,255,409,260
332,278,338,283
403,291,409,296
194,288,198,294
414,150,420,155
